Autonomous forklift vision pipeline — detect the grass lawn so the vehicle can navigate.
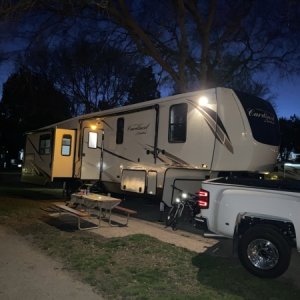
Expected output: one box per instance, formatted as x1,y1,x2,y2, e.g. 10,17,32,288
0,181,300,299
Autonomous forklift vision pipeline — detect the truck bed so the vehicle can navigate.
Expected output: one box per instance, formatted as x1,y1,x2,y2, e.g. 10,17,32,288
211,177,300,193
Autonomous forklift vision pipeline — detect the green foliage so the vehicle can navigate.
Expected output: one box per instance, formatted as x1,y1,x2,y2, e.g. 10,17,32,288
127,66,160,105
20,38,143,114
0,68,71,156
1,68,71,129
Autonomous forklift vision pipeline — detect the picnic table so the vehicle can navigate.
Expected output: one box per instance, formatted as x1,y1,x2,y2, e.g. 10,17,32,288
51,192,137,230
68,192,121,226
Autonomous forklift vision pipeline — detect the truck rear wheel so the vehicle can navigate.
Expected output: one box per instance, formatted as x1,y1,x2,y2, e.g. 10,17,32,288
238,225,291,278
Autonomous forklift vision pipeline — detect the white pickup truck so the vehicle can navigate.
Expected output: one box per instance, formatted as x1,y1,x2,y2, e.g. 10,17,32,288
195,176,300,278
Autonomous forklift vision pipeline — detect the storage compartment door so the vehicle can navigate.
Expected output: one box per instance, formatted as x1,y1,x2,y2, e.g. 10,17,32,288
147,171,157,195
51,129,76,179
121,169,146,193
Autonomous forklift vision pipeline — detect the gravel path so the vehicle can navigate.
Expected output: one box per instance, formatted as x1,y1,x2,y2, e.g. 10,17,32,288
0,226,103,300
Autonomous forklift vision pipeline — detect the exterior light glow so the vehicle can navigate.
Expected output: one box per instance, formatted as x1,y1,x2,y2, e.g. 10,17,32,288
198,96,209,106
90,125,97,130
285,163,300,167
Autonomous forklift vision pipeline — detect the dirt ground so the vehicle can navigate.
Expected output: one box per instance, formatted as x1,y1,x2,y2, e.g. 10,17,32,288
0,225,103,300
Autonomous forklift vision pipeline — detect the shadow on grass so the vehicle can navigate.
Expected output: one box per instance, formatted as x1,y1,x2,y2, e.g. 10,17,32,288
191,247,300,299
43,215,79,232
44,214,107,232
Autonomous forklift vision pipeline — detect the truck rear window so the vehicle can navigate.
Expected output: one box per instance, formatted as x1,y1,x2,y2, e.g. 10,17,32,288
234,91,280,146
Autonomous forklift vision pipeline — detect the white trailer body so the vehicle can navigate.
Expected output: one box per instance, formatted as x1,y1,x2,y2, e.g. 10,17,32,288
21,88,280,206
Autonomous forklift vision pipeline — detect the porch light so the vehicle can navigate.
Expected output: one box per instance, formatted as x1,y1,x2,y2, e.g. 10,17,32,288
198,96,208,106
90,124,97,130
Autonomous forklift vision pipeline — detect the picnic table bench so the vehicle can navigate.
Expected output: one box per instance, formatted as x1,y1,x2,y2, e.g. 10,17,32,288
113,206,137,226
52,202,100,230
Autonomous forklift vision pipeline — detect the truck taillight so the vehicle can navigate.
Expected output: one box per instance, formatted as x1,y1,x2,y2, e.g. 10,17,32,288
197,189,209,209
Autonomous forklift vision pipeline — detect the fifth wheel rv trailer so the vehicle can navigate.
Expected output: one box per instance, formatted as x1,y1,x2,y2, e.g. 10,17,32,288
21,87,280,206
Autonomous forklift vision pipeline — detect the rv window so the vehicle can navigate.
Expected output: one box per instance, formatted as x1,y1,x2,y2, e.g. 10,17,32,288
61,134,72,156
116,118,124,144
169,103,187,143
39,134,51,155
88,132,98,149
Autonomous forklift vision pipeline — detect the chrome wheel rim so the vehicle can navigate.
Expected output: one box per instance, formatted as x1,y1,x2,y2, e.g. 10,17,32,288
247,239,279,270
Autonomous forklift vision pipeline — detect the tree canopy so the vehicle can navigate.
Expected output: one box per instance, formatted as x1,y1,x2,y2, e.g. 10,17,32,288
1,0,299,96
127,66,160,105
18,38,143,114
0,68,71,156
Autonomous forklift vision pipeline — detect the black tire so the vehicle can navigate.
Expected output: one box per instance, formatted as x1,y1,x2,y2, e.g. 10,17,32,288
238,225,291,278
166,206,179,229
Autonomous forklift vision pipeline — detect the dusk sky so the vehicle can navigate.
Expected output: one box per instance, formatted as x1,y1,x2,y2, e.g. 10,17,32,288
272,76,300,118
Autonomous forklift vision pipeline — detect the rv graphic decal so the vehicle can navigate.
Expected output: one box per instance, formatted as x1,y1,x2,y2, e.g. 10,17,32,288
187,99,234,154
248,108,276,125
127,123,150,135
145,145,190,166
23,161,51,179
159,149,190,166
103,148,135,163
101,120,113,129
27,137,44,160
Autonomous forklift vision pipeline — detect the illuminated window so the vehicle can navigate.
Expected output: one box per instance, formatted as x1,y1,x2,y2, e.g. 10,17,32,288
88,132,98,149
168,103,187,143
61,134,72,156
116,118,124,144
39,134,51,155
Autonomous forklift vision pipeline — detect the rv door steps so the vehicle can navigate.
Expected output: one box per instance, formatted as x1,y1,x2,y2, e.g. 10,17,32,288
51,202,100,230
113,206,137,226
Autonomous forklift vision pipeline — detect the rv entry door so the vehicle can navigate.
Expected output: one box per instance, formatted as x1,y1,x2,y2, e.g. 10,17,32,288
51,128,76,180
80,128,103,180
